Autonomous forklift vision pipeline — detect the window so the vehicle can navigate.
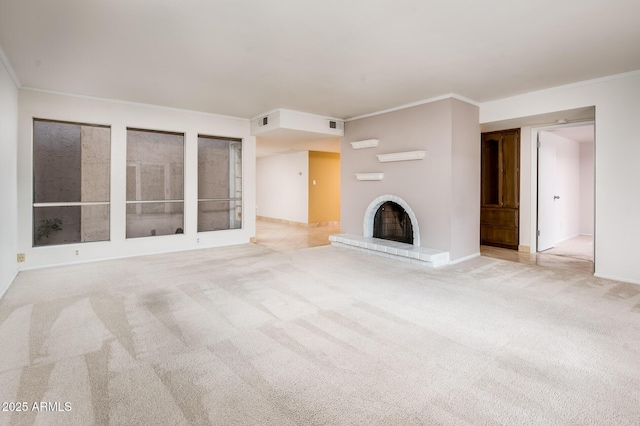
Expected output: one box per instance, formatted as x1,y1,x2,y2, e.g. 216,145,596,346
126,128,184,238
33,119,111,246
198,135,242,232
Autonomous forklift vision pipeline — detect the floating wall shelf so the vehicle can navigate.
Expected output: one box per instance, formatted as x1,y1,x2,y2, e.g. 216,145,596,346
377,150,426,163
355,173,384,181
350,139,379,149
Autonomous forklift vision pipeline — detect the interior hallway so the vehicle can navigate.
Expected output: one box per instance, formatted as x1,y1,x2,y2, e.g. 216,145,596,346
255,219,340,252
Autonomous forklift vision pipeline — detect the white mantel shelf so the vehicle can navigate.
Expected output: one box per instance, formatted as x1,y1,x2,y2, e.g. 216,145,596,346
350,139,379,149
377,150,426,163
355,173,384,181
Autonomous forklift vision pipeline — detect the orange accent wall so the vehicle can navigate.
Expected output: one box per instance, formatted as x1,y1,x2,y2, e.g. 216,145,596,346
308,151,340,223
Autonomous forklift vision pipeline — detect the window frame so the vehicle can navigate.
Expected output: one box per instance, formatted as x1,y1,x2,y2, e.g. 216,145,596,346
197,134,243,232
32,118,111,247
125,127,186,238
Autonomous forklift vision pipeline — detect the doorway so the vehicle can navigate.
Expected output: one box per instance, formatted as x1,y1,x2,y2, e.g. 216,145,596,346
254,130,341,251
480,129,520,250
536,123,594,269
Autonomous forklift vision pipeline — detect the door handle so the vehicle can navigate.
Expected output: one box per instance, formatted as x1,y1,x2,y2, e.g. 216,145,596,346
554,195,560,200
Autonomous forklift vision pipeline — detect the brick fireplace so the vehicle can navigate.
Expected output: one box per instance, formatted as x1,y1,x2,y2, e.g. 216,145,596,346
364,195,419,245
330,194,448,267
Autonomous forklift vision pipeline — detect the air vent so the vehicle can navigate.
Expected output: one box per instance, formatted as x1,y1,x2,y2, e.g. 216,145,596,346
326,119,344,130
257,116,269,127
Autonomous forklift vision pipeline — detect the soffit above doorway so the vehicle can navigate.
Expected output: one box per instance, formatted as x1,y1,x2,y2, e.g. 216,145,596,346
480,106,595,133
256,128,340,158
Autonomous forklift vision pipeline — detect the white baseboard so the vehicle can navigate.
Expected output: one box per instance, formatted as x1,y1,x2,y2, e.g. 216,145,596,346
18,240,252,272
556,233,581,244
593,273,640,286
257,216,339,227
0,269,19,301
579,233,594,237
449,252,480,265
257,216,308,226
518,245,531,253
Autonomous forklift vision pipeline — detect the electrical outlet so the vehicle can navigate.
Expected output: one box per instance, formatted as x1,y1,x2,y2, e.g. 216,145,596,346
197,238,200,243
75,250,79,256
17,253,25,263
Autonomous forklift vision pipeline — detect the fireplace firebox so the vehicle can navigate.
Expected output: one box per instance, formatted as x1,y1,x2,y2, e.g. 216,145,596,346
373,201,413,244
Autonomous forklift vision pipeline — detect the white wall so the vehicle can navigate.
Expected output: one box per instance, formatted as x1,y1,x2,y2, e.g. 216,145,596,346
17,89,255,270
250,109,343,139
278,109,343,137
580,141,594,235
0,57,19,296
256,151,309,223
481,71,640,284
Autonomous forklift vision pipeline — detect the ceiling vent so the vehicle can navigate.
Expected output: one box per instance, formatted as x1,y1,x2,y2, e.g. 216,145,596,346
258,116,269,127
327,120,344,130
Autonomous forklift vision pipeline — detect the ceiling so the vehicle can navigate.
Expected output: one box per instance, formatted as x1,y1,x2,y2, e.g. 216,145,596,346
1,1,639,120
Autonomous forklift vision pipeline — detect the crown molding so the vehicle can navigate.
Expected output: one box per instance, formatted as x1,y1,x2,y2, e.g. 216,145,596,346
20,86,249,122
480,69,640,106
251,108,343,122
450,93,481,107
250,109,281,121
0,44,21,88
345,93,480,122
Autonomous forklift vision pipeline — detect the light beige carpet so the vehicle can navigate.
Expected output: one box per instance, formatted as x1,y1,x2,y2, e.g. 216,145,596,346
0,244,639,425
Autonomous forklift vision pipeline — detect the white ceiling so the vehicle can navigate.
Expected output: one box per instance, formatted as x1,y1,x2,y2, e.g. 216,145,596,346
1,1,639,119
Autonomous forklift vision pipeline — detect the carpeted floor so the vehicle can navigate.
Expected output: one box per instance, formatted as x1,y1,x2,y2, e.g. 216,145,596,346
0,244,639,425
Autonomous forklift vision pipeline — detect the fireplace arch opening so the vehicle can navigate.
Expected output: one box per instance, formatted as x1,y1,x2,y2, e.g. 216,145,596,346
373,201,414,244
363,195,420,246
